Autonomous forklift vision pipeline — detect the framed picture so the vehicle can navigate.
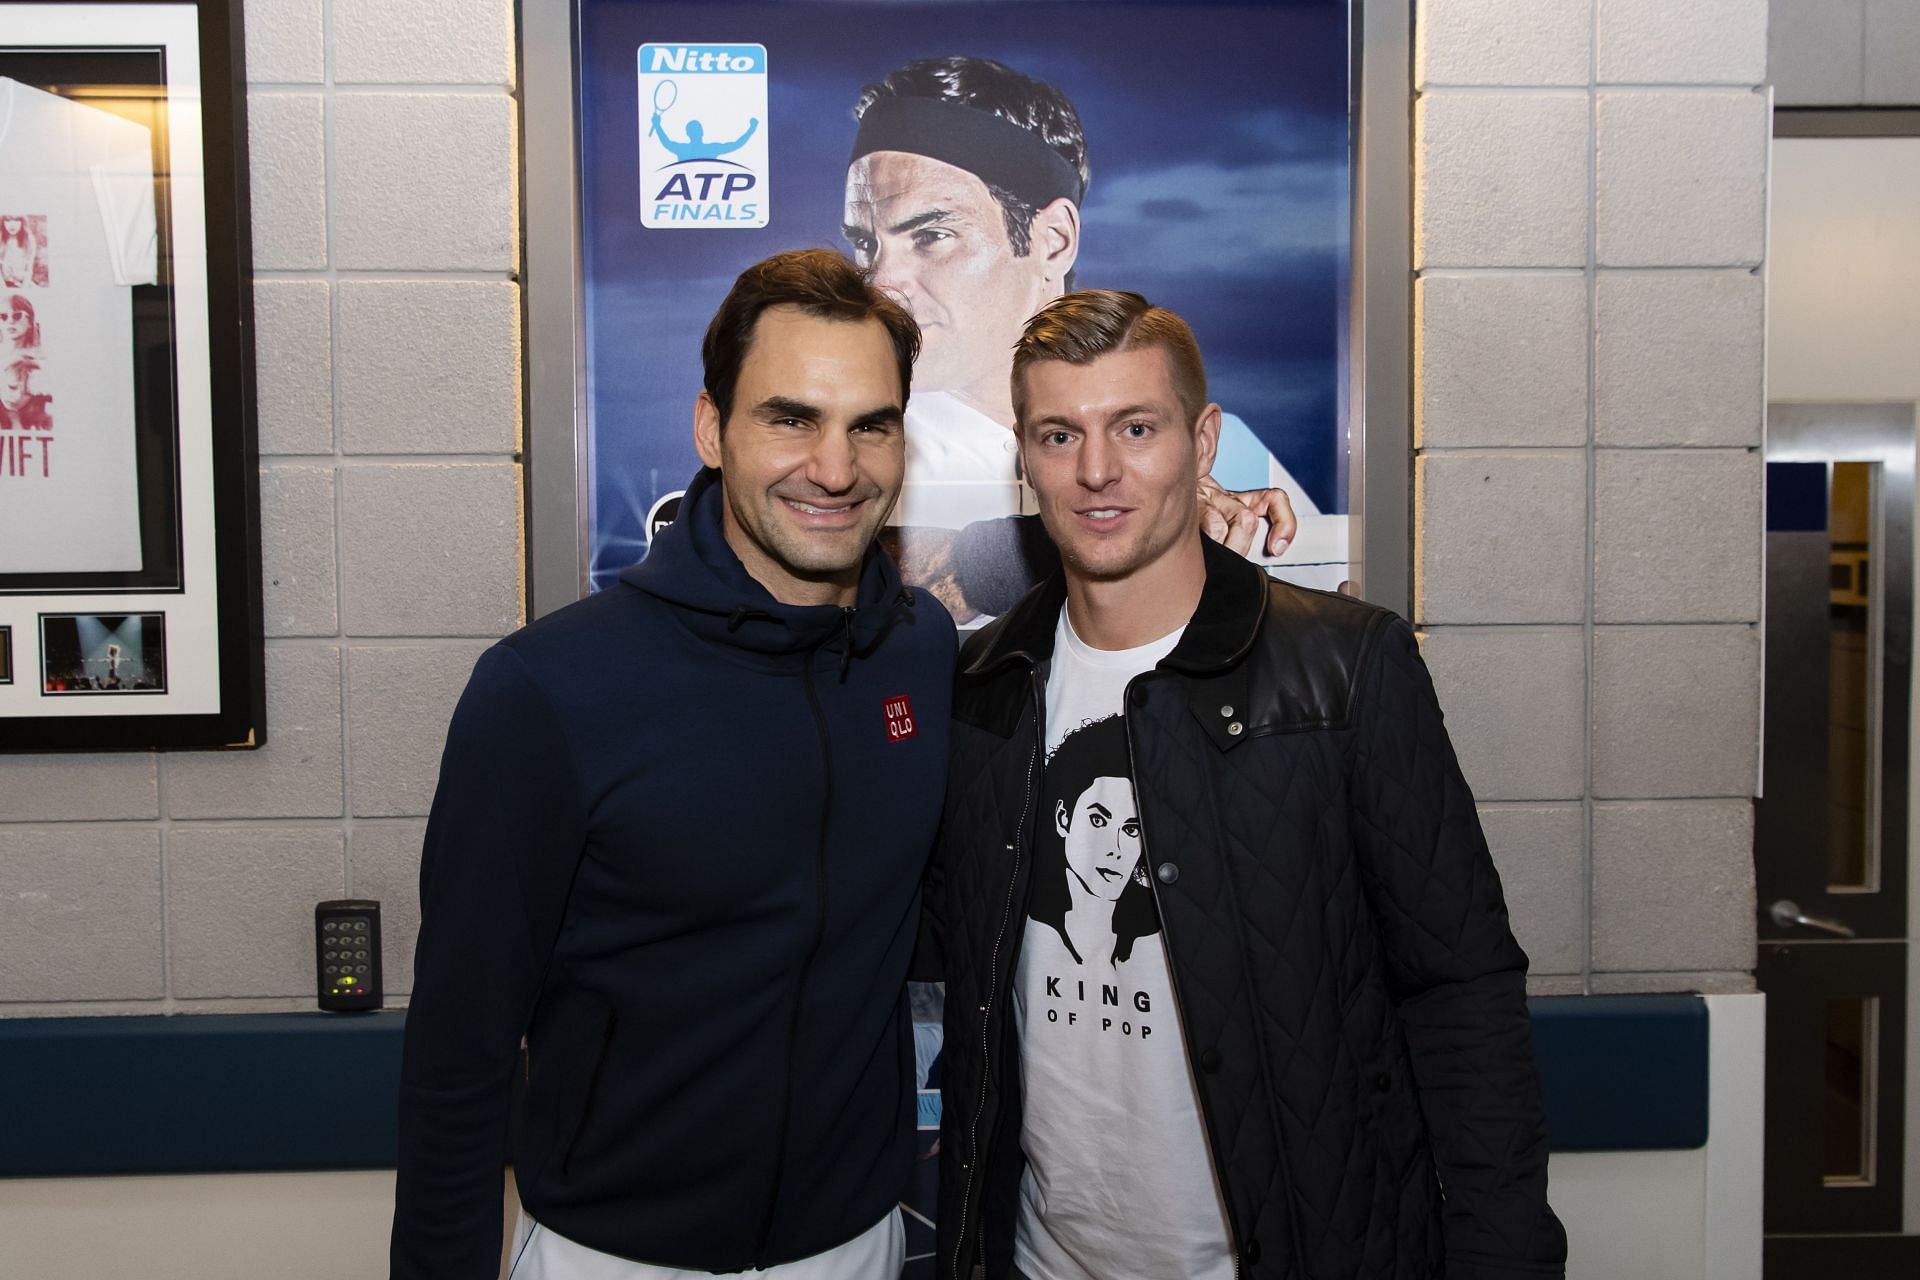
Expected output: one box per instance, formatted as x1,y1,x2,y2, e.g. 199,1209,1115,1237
0,0,265,750
522,0,1411,623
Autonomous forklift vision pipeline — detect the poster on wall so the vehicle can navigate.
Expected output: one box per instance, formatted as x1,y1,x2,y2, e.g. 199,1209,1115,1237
0,0,265,751
574,0,1354,624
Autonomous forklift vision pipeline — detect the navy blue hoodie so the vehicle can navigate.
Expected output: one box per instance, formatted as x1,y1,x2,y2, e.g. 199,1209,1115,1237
392,469,956,1276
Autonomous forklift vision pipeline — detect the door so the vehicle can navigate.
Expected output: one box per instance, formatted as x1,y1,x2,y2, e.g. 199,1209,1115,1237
1757,403,1918,1275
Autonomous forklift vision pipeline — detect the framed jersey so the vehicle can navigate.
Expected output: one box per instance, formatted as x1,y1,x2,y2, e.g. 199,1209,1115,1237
0,1,265,750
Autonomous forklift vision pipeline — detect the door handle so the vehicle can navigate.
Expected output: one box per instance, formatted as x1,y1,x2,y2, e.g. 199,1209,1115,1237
1768,899,1857,938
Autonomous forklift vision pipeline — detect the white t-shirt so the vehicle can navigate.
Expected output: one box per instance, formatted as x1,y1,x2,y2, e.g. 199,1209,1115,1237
509,1206,903,1280
1012,608,1234,1280
0,77,156,574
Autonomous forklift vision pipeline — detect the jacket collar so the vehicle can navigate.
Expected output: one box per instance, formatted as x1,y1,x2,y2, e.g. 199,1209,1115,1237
961,536,1266,679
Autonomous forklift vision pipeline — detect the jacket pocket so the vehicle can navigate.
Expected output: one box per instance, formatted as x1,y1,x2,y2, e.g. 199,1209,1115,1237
561,1009,617,1176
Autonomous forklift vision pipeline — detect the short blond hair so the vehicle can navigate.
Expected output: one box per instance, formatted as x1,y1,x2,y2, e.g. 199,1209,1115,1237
1011,289,1206,425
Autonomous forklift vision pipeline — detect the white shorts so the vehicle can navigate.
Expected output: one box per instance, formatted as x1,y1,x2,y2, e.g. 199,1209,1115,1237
508,1205,904,1280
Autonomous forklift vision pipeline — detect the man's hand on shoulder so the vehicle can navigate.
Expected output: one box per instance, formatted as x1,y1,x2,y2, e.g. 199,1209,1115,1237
1198,475,1296,559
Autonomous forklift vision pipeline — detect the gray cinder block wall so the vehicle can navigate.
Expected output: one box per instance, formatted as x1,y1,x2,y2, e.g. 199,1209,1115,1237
1771,0,1920,104
1414,0,1769,995
0,2,1776,1015
0,0,521,1015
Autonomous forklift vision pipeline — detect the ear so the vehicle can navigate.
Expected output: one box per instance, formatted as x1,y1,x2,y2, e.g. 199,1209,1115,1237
693,391,725,470
1192,402,1222,480
1054,798,1071,838
1032,197,1080,289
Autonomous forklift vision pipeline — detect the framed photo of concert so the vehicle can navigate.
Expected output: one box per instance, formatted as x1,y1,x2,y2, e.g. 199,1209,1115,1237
0,0,265,750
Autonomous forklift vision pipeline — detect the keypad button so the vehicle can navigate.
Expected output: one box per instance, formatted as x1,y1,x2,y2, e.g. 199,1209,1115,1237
323,921,336,932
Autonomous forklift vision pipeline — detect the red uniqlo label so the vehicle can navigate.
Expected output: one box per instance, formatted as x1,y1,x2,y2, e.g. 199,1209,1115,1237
883,695,917,743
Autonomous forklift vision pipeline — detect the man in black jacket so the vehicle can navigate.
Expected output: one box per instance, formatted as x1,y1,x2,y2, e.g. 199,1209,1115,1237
923,290,1567,1280
391,250,956,1278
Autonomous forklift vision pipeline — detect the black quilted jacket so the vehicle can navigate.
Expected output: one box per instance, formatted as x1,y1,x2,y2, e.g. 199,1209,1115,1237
919,539,1567,1280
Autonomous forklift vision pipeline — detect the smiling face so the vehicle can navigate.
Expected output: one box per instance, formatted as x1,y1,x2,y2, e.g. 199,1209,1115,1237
1056,774,1141,903
1017,344,1219,583
843,151,1069,404
693,306,906,607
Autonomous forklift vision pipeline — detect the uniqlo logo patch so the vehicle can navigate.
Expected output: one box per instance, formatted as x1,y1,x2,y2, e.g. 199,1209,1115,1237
883,695,917,743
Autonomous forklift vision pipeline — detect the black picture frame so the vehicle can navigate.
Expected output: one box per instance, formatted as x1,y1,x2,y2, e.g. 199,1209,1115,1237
0,0,265,750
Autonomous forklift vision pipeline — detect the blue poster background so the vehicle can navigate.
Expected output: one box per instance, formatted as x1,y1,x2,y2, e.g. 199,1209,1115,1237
578,0,1351,590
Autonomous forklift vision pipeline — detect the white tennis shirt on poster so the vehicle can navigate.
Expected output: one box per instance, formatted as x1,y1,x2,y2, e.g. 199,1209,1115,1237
0,77,156,574
1012,609,1234,1280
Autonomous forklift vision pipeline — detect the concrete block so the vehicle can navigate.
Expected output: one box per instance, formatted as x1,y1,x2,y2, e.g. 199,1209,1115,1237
1770,0,1866,105
1592,625,1759,797
1594,450,1761,623
1866,0,1920,103
1596,91,1768,267
1415,92,1590,269
260,465,339,637
1415,450,1587,624
1597,0,1769,85
0,827,163,1001
332,93,517,271
244,0,325,83
166,827,345,998
349,820,427,994
336,282,521,455
1592,799,1755,970
1415,0,1591,87
253,280,333,456
1591,970,1756,994
167,646,344,818
339,465,522,637
333,0,514,86
1477,804,1585,975
246,92,327,270
347,644,490,817
1595,271,1764,447
1421,627,1586,800
0,754,158,821
1415,273,1588,448
1528,975,1588,996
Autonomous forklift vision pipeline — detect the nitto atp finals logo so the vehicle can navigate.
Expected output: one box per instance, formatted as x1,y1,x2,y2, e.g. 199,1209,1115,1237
637,43,769,229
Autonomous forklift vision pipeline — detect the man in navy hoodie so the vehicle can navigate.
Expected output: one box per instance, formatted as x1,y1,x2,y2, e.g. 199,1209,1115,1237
392,249,957,1278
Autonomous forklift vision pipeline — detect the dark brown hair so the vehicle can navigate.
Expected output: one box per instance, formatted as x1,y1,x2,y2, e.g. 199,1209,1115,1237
1011,289,1206,425
853,56,1089,258
702,249,921,425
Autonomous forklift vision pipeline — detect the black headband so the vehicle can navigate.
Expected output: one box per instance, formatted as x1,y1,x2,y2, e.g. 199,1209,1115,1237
850,96,1084,209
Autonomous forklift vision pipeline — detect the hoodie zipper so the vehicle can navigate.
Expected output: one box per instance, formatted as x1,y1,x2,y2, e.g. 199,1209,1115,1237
951,667,1044,1280
752,638,841,1265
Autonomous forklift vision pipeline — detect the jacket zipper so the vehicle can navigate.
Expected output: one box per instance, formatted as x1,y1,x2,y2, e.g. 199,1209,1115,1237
752,644,839,1264
951,667,1044,1280
1121,671,1244,1280
560,1010,618,1176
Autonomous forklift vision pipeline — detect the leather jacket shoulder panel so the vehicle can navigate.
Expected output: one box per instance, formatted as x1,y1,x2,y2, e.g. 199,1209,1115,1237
1221,578,1397,739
